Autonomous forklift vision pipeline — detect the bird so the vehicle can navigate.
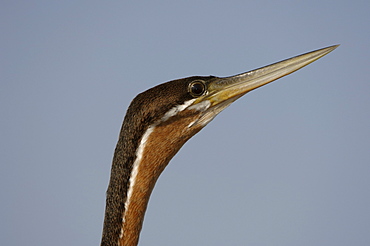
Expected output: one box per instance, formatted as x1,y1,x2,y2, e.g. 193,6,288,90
100,45,338,246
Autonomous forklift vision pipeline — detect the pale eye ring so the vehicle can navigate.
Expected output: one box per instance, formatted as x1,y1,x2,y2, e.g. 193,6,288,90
188,80,207,97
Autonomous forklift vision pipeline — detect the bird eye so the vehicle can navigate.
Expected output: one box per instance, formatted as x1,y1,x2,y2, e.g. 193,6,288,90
189,80,206,97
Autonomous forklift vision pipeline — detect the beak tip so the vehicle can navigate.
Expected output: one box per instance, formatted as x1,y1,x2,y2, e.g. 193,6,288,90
328,44,340,51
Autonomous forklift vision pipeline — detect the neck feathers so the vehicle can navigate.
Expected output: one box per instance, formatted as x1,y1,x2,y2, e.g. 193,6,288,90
101,104,204,246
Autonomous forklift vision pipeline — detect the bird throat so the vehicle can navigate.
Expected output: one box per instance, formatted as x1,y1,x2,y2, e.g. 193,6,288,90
117,109,204,246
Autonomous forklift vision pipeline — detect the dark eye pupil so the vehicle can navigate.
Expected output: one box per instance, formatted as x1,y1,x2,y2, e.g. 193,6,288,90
190,82,205,96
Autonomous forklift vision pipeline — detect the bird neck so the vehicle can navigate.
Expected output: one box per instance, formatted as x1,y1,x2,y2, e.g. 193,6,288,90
102,110,202,246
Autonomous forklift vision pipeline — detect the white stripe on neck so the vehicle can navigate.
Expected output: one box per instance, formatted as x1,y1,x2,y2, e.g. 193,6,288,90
120,124,156,238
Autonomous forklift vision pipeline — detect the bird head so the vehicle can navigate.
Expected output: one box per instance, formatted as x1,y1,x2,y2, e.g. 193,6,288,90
126,45,338,137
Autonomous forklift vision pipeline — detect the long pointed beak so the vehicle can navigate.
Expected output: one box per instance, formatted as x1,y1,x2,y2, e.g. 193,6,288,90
188,45,339,128
202,45,339,106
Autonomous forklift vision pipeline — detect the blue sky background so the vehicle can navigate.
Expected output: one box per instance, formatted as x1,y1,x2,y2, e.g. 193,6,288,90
2,1,370,245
